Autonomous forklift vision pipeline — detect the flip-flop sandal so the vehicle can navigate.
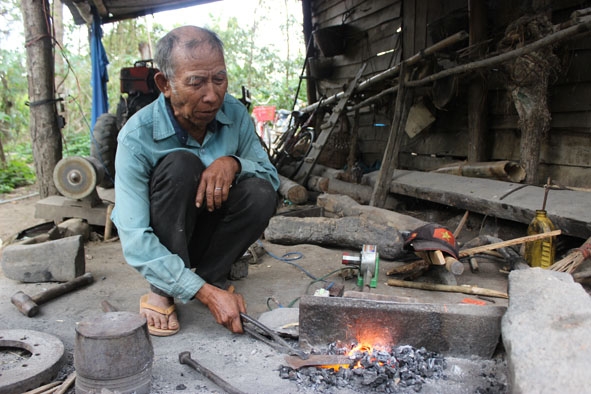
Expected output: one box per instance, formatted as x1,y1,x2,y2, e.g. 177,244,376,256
139,294,180,336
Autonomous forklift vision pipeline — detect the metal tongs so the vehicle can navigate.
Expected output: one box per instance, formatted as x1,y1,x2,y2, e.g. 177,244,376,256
240,312,308,359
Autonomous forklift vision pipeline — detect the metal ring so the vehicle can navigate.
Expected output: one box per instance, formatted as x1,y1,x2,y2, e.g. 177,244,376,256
215,187,222,190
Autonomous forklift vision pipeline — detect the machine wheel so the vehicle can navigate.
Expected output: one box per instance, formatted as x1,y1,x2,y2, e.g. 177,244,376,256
91,113,119,189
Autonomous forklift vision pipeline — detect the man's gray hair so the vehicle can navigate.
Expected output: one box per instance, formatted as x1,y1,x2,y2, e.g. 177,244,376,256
154,26,224,79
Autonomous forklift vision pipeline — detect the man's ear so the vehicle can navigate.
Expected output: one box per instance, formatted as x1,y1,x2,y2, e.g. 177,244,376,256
154,72,171,97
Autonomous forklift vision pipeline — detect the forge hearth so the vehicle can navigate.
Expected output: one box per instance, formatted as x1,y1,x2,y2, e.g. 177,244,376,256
299,292,506,358
280,343,449,393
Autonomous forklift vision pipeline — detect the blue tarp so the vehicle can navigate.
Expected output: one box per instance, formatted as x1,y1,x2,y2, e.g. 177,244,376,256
90,7,109,131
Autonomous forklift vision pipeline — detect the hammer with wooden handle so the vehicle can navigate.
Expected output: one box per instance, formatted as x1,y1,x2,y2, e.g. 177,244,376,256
11,272,94,317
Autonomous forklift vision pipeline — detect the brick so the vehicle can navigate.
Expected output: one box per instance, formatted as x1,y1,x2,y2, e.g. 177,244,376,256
1,235,85,282
299,294,505,358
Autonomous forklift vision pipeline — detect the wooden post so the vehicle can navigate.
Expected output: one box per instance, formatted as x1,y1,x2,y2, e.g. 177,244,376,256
301,0,317,105
467,0,489,162
21,0,62,198
343,109,361,182
370,63,414,208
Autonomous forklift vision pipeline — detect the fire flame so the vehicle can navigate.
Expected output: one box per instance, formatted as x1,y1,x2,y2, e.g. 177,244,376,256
320,342,392,371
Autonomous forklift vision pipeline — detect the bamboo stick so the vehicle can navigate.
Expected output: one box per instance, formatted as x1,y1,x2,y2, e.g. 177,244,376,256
387,279,508,299
386,260,429,276
453,210,470,238
22,381,62,394
54,371,76,394
459,230,561,257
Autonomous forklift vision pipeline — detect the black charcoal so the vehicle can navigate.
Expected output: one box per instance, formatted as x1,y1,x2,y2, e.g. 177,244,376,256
280,343,448,392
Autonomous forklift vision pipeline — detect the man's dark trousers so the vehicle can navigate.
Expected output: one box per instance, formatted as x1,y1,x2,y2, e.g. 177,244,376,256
149,150,277,294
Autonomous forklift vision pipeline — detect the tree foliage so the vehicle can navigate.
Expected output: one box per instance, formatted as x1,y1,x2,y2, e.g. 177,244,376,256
0,0,305,193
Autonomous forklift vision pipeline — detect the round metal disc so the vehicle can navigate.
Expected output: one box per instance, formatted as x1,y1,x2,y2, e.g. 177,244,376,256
53,156,97,200
0,329,65,394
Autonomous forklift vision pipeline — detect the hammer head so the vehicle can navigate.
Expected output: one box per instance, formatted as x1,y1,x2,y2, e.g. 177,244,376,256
11,291,39,317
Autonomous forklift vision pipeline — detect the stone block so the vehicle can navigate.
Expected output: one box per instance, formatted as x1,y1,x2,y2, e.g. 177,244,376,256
1,235,85,282
502,268,591,394
299,294,506,358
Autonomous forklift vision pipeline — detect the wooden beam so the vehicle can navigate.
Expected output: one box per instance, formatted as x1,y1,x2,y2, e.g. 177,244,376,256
364,170,591,239
91,0,108,17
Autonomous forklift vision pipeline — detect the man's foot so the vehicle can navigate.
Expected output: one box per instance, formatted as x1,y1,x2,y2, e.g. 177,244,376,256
139,292,180,336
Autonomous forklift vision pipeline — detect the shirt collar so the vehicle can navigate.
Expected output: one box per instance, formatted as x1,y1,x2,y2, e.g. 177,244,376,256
164,96,233,145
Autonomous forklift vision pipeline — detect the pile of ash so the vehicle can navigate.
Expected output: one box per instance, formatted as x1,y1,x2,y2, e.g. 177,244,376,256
279,343,447,393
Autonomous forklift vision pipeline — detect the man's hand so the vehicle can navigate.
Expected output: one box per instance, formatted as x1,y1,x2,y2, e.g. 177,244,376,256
195,156,240,211
195,283,246,333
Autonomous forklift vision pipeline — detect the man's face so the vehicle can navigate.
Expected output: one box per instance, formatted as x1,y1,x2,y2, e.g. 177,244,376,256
161,44,228,134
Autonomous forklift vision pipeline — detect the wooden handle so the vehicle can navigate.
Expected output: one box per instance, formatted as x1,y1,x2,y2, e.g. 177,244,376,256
445,256,464,275
33,272,94,305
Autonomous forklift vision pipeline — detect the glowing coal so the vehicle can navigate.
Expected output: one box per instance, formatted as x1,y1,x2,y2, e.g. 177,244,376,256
279,342,447,392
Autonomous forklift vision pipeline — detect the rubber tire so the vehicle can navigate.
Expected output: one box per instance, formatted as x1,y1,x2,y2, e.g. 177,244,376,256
91,113,119,189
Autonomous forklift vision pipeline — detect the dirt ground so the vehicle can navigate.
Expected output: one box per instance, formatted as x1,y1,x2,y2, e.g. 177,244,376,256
0,186,511,394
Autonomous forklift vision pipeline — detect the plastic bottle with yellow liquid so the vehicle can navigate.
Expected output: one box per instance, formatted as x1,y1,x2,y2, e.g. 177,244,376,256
524,179,556,268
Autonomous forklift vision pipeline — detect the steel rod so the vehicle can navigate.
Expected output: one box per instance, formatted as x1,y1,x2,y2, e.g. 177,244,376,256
179,351,246,394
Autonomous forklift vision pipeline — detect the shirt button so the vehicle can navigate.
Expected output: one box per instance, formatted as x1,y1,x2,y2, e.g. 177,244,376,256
200,148,206,154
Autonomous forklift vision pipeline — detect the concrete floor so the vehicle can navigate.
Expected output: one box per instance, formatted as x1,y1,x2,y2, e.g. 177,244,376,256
0,193,510,394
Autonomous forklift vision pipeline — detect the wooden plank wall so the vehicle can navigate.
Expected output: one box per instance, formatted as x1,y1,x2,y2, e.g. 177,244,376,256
308,0,591,188
309,0,404,170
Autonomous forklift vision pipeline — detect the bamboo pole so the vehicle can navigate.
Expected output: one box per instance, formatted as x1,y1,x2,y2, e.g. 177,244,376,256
387,278,508,298
300,31,469,114
459,230,561,257
406,17,591,88
432,161,526,183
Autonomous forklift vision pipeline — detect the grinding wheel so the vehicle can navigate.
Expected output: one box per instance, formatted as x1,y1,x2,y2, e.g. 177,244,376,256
53,156,101,200
0,329,65,394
